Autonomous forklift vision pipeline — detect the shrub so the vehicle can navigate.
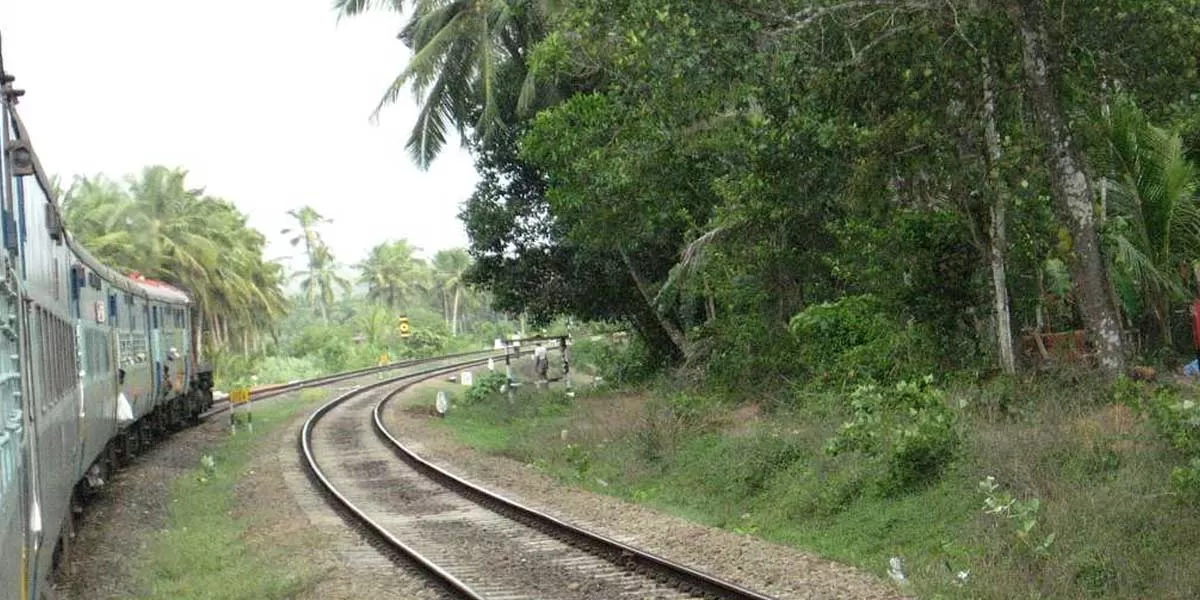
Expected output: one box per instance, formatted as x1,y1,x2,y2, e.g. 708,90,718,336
256,355,323,384
704,313,804,394
582,336,661,385
789,295,938,387
463,370,508,406
1122,382,1200,501
824,375,960,494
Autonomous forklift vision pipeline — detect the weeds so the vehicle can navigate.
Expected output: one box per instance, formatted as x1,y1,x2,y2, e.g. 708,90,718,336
436,367,1200,600
978,476,1055,558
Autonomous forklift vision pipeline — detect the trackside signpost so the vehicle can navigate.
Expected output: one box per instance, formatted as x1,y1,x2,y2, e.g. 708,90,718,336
230,386,252,433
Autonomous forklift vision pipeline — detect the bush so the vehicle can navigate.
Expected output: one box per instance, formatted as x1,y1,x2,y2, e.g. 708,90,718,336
704,313,804,394
1121,381,1200,500
789,295,938,387
582,336,661,385
463,371,508,406
256,355,323,384
824,375,960,494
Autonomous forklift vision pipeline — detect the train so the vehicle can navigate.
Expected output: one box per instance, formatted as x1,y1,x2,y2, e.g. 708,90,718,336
0,42,215,599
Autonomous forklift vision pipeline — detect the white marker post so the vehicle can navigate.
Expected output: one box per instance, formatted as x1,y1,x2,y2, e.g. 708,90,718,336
435,390,448,418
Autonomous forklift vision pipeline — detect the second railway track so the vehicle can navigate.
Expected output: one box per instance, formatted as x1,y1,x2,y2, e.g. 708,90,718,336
301,358,777,600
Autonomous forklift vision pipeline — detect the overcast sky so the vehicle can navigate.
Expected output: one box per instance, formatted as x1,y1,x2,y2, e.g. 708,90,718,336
0,0,479,277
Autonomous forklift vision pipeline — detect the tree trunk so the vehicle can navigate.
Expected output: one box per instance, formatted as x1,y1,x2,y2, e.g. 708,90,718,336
451,287,461,337
441,290,451,328
982,57,1016,375
704,280,717,324
1009,0,1125,374
619,246,688,358
194,308,204,360
208,313,221,352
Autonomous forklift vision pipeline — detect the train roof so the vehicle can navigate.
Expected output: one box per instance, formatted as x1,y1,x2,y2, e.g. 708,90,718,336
7,109,192,306
66,236,192,305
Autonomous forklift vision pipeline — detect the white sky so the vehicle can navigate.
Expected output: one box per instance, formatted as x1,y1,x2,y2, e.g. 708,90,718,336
0,0,479,279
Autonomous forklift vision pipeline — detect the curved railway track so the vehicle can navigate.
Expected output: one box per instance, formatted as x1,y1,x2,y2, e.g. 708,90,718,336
300,358,778,600
198,348,499,420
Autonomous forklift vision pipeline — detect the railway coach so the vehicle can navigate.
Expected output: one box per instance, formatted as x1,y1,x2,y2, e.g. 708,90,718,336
0,41,214,600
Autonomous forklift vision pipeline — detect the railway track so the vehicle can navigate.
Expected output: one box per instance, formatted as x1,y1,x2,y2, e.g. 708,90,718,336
300,358,777,600
198,348,498,420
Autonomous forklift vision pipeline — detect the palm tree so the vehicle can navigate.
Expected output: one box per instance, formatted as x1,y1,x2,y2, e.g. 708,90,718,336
334,0,552,168
283,205,331,273
1100,98,1200,346
62,166,289,357
356,240,430,310
294,242,352,323
432,248,472,335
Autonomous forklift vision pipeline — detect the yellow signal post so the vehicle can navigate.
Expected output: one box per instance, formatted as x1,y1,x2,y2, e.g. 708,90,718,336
397,316,412,338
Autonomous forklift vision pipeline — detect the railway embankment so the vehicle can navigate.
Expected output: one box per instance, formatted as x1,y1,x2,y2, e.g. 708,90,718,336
405,363,1200,599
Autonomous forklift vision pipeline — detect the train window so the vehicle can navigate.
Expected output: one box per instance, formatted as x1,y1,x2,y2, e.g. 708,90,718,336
108,294,118,327
34,309,45,410
51,317,59,403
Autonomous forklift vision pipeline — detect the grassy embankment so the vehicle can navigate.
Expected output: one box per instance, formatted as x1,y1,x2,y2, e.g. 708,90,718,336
133,388,328,599
431,348,1200,599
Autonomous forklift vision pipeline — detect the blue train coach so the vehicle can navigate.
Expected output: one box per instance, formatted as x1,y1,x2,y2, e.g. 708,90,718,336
0,39,215,599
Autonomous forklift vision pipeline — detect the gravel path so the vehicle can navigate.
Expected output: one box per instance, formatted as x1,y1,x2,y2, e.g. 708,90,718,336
382,380,910,600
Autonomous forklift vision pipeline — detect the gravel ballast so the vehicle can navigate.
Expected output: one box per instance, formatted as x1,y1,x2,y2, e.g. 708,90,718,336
382,379,910,600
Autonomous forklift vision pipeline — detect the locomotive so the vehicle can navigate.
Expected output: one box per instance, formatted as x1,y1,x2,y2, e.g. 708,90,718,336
0,42,214,599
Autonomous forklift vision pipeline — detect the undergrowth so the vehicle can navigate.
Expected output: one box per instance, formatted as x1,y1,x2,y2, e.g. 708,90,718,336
435,350,1200,599
134,388,328,599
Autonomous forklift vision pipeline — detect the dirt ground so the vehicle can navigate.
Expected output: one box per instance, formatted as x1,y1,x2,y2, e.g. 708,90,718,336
57,418,229,599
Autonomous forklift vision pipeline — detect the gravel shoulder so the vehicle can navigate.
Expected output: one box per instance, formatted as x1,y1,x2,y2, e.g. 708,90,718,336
382,379,910,600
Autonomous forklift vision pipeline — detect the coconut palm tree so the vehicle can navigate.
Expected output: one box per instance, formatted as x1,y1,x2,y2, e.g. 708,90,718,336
283,205,331,273
294,242,352,323
62,166,288,356
432,248,472,335
357,239,430,310
334,0,553,168
1100,98,1200,346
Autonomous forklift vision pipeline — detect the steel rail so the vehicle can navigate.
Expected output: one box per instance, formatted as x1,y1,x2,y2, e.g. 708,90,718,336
199,347,498,419
299,357,501,599
300,349,776,600
373,387,778,600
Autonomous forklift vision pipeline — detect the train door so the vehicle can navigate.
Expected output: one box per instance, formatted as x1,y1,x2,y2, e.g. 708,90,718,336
0,266,28,600
149,304,161,399
17,301,43,600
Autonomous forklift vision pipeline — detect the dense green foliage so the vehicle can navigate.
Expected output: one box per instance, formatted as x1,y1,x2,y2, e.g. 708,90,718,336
345,0,1200,376
436,345,1200,598
327,1,1200,596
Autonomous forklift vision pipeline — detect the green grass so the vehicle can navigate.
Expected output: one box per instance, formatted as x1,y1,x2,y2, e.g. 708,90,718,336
134,389,327,600
434,377,1200,599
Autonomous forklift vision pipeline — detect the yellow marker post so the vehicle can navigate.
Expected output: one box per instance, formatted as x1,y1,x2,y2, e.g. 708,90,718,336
377,352,390,379
397,316,411,338
230,387,252,434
